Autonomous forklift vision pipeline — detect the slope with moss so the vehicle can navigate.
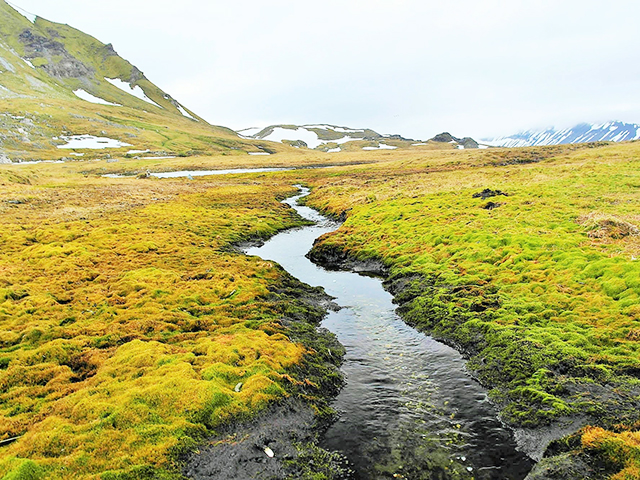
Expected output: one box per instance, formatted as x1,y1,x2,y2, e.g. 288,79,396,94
0,0,287,161
300,141,640,478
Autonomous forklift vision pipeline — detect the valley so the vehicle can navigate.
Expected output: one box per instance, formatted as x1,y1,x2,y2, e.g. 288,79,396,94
1,143,639,479
1,1,639,478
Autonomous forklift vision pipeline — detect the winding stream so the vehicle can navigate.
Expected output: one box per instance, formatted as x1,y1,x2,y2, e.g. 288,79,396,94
245,187,534,479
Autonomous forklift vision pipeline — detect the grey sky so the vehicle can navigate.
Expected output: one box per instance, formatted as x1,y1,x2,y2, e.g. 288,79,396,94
12,0,640,140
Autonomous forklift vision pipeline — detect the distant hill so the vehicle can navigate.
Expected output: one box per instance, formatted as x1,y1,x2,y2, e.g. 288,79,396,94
238,124,416,152
482,121,640,148
0,1,268,161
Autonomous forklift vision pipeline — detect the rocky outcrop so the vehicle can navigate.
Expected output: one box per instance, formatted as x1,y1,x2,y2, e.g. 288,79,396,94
430,132,479,148
459,136,479,148
430,132,457,143
129,66,145,84
18,28,93,79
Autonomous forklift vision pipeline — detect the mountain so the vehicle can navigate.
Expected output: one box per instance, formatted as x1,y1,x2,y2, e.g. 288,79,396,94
482,121,640,148
238,124,416,152
0,1,269,161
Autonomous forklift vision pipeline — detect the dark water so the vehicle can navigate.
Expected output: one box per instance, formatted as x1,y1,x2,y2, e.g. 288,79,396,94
245,187,534,479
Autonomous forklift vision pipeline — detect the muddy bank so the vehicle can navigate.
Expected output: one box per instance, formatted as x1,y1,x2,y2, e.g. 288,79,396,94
306,241,388,277
183,266,351,479
307,240,640,478
183,398,353,480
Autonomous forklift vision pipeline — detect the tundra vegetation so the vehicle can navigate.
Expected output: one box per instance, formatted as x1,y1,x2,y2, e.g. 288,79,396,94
301,142,640,479
0,141,638,479
0,160,345,479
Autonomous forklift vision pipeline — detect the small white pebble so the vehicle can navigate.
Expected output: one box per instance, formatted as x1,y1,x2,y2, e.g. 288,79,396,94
264,447,274,458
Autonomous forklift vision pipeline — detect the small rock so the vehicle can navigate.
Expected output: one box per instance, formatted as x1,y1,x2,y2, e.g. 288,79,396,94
473,188,508,199
482,201,503,210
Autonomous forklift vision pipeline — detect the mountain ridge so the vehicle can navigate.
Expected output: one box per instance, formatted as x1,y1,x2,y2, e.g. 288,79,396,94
238,123,411,151
0,0,274,161
482,121,640,147
238,124,486,152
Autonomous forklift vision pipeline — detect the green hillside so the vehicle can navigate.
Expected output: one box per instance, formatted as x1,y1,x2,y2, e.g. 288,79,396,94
0,1,285,161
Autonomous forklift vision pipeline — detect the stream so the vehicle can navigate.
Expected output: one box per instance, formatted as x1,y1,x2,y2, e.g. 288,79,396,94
244,187,534,479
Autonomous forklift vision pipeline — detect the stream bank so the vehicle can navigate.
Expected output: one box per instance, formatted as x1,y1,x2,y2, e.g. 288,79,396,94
309,228,640,480
183,265,353,479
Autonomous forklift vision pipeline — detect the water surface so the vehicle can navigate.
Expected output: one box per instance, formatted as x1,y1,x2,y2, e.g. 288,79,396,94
103,167,293,178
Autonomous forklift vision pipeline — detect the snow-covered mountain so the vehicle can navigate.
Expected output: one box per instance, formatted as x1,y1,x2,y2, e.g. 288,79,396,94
482,121,640,148
238,124,413,151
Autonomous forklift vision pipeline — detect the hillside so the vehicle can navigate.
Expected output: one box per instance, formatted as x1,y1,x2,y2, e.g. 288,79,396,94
0,1,279,161
483,121,640,147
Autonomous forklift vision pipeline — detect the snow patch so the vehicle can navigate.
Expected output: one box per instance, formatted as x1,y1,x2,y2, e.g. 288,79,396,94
140,156,176,159
15,160,64,165
332,126,365,133
104,78,161,108
261,127,324,149
332,136,362,145
57,135,132,150
74,89,120,106
412,143,427,146
362,143,397,150
304,124,365,134
327,147,341,153
0,55,16,73
104,167,292,179
23,59,35,69
237,127,262,137
248,152,271,156
176,104,197,121
127,149,150,155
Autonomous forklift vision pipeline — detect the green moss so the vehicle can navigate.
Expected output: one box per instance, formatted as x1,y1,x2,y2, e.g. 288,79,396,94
1,460,44,480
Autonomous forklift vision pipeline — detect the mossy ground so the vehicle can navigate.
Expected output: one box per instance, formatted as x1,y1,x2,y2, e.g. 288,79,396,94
2,141,640,479
0,163,344,479
297,141,640,478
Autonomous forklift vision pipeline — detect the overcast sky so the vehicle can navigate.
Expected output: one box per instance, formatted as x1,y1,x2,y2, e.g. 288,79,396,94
11,0,640,139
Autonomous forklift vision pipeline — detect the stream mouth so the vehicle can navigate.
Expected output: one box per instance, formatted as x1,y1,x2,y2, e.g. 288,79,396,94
245,186,534,479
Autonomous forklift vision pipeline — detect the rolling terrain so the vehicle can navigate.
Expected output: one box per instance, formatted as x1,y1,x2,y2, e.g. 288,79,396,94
1,142,640,479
